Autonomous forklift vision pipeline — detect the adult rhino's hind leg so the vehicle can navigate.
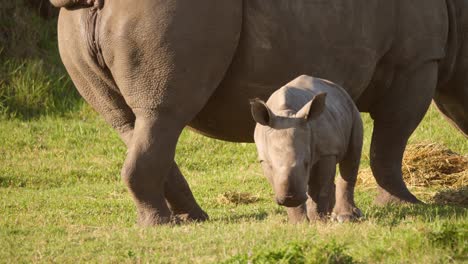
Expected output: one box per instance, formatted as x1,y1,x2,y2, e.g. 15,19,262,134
57,8,210,224
370,62,439,205
165,164,208,222
57,9,136,148
106,0,241,225
121,115,181,225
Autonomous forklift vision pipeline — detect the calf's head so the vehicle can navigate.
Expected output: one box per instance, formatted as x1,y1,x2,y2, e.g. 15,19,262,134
250,93,327,207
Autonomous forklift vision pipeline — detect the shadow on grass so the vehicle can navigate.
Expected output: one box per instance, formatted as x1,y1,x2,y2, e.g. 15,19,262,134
211,190,467,225
0,176,26,188
213,207,284,224
366,203,466,227
214,211,270,223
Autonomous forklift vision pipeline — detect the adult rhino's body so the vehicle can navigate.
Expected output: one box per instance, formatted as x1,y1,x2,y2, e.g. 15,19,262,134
52,0,468,225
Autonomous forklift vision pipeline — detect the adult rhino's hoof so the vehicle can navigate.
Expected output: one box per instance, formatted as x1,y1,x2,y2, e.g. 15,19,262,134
173,207,209,224
137,214,172,227
331,208,362,223
374,189,423,206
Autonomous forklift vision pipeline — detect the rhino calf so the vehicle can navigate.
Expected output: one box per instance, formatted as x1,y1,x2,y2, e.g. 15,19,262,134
250,75,363,223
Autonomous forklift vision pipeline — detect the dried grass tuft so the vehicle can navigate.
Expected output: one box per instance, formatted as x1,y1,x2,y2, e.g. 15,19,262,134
402,143,467,188
216,191,260,205
356,168,376,190
357,143,467,189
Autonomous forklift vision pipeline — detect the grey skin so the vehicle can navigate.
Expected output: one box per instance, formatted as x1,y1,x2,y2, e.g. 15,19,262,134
251,76,363,223
51,0,468,225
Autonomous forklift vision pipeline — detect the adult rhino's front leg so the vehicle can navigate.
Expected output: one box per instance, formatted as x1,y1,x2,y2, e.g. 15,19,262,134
103,0,241,225
370,61,439,205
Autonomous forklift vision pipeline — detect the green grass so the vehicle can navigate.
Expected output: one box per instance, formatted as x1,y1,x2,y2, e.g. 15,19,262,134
0,104,466,263
2,2,466,262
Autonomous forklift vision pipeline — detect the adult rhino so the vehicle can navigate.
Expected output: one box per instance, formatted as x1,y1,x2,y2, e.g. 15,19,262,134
50,0,467,225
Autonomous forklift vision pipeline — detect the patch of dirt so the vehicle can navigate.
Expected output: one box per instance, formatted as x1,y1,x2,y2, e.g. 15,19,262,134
216,191,260,205
432,186,468,207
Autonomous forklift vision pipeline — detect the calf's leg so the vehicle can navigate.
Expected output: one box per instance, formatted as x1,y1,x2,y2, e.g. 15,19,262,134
286,205,308,224
333,121,363,222
306,156,336,221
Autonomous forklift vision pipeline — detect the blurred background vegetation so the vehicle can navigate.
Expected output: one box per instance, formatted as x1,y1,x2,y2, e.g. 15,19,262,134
0,0,81,119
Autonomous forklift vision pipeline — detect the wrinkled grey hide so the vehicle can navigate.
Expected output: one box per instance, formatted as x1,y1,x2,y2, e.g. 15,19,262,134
52,0,467,225
251,76,363,223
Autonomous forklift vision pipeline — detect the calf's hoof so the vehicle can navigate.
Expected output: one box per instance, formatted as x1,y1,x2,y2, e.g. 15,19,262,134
331,207,362,223
306,212,329,223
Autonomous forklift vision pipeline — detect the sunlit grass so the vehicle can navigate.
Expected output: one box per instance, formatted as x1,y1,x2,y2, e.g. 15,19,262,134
0,104,466,263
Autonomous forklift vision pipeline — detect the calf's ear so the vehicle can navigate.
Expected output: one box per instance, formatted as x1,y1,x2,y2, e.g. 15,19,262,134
296,92,327,121
250,99,274,126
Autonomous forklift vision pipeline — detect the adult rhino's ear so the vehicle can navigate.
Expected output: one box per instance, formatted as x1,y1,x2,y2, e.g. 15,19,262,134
296,92,327,121
250,98,274,126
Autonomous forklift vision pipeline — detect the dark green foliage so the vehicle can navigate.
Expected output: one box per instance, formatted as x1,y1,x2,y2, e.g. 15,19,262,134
0,59,81,118
0,0,57,60
0,0,81,118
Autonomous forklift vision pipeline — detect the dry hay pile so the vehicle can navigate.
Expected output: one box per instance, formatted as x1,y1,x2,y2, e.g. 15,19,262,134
216,191,260,205
402,143,467,188
357,143,467,206
358,143,467,188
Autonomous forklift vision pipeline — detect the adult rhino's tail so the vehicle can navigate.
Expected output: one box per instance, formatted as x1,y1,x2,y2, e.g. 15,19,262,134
49,0,103,9
51,0,106,68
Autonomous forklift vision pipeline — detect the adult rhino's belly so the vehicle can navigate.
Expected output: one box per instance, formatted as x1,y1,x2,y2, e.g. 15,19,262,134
189,0,391,142
188,79,276,142
188,50,379,143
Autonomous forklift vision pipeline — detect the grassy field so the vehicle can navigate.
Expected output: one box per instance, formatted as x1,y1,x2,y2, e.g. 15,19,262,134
1,2,467,262
0,103,467,263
